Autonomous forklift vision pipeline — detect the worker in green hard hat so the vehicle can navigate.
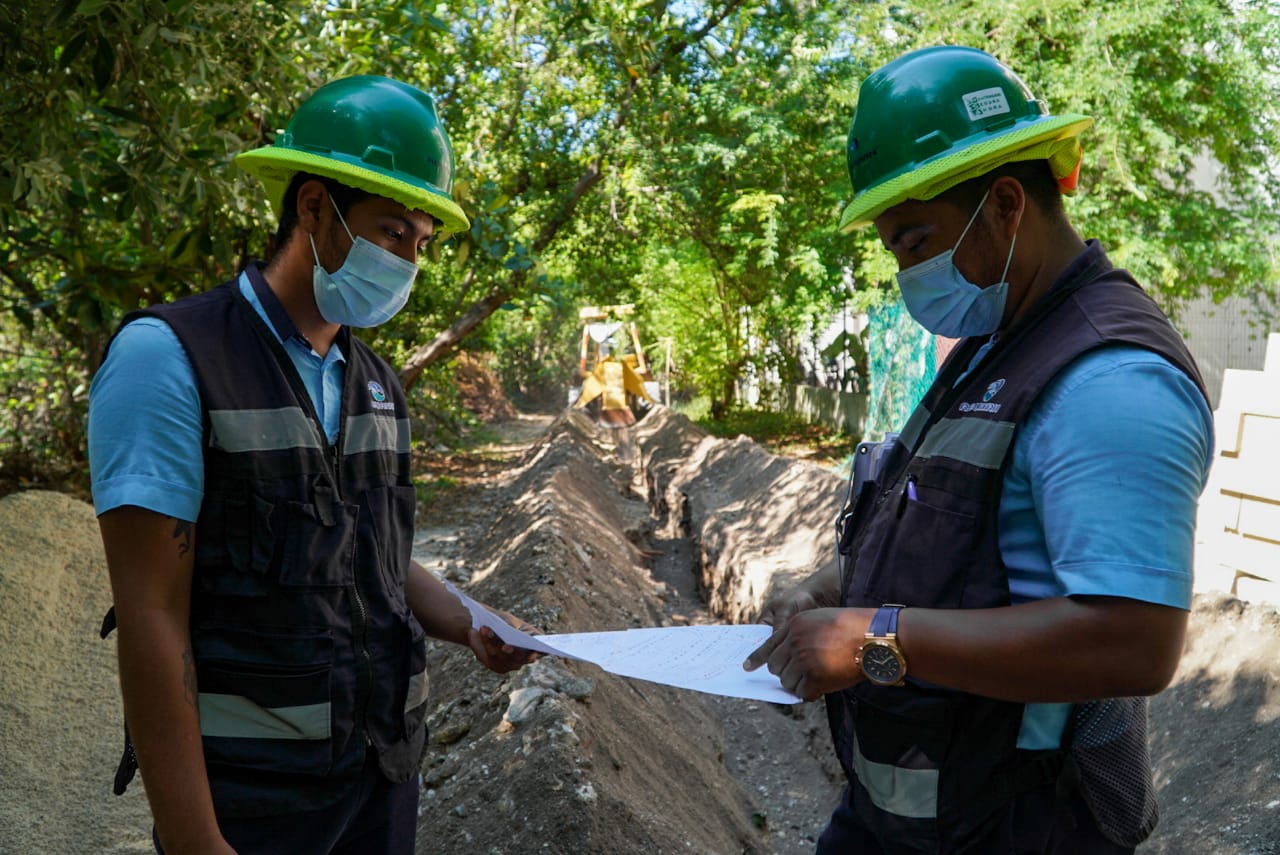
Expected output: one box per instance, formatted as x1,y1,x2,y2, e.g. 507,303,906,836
747,46,1214,853
89,75,539,854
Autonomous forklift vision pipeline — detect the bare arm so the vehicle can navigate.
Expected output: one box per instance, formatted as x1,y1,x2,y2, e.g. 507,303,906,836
99,506,234,855
745,595,1187,703
899,595,1187,701
404,560,538,673
403,559,472,646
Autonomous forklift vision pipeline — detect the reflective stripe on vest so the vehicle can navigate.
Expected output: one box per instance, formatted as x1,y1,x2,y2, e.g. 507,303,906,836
197,668,427,739
209,407,321,452
198,693,331,741
852,732,938,819
898,402,931,452
916,416,1017,470
345,413,411,455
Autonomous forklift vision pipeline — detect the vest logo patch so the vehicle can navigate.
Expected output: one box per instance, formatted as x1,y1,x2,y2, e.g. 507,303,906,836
368,381,394,412
959,379,1006,414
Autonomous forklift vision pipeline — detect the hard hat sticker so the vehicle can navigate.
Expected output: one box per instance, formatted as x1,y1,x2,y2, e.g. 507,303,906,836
962,87,1011,121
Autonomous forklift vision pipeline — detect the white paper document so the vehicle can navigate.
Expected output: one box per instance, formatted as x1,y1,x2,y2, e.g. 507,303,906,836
445,580,571,658
444,581,800,704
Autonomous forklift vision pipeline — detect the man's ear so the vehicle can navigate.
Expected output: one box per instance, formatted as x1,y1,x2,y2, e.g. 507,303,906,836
294,179,328,235
988,175,1026,240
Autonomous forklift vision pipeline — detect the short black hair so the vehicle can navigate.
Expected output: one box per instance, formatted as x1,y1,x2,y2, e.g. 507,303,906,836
270,172,373,258
939,159,1066,222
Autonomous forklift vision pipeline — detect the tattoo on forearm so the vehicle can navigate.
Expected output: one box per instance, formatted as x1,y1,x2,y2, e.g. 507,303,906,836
182,647,198,711
171,519,192,560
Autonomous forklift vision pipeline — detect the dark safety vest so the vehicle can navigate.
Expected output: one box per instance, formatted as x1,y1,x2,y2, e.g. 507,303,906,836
830,243,1208,852
113,274,429,818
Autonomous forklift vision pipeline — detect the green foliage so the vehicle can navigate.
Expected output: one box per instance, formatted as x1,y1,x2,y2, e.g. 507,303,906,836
413,473,459,513
0,0,318,342
489,298,581,410
673,394,713,422
695,404,852,468
0,0,327,477
850,0,1280,308
0,313,89,492
1,0,1277,485
383,347,480,449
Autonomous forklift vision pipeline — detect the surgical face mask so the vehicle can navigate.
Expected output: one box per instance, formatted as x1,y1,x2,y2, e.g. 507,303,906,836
310,195,419,328
894,188,1017,338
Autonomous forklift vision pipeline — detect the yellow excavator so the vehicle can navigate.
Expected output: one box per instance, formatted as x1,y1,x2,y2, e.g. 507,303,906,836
569,304,658,432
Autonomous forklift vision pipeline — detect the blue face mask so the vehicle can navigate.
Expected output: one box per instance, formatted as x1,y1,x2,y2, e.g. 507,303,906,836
310,195,419,328
895,188,1017,338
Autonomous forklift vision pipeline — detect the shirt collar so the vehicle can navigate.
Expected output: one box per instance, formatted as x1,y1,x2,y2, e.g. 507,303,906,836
243,261,307,345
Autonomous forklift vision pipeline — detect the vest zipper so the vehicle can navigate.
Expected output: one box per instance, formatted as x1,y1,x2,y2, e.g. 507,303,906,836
331,382,376,750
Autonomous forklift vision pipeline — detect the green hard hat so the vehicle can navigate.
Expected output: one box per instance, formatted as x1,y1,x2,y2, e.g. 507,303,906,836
236,75,470,234
838,46,1092,231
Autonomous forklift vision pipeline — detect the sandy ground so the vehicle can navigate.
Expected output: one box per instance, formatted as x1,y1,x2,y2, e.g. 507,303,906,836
1,408,1278,853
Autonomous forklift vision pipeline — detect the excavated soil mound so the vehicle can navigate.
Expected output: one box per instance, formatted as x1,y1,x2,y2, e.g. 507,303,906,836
637,409,845,624
0,490,152,853
454,352,518,422
413,411,775,854
1,408,1278,853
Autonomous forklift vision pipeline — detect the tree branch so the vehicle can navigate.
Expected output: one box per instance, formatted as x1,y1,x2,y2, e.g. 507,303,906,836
398,274,524,391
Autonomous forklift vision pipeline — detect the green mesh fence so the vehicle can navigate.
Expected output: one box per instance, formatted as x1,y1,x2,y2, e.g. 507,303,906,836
865,298,936,441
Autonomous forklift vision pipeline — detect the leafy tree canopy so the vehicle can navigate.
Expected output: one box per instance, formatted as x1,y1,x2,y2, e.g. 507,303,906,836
2,0,1277,476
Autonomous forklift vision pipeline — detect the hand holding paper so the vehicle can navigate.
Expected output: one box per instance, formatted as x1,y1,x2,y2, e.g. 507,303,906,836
445,581,801,704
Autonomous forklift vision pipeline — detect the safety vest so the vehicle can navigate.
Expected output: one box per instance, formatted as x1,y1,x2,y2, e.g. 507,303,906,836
831,242,1207,850
127,274,429,818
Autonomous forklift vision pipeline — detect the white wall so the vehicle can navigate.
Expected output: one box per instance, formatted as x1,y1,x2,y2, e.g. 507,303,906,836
1176,293,1276,408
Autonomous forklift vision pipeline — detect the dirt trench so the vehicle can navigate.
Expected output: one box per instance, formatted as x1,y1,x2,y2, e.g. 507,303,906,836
409,408,845,854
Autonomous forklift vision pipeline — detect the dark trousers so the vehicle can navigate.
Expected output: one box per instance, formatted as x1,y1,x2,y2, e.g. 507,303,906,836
154,754,420,855
816,782,1136,855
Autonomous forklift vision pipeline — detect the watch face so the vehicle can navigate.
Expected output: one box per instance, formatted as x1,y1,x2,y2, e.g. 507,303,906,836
861,642,904,685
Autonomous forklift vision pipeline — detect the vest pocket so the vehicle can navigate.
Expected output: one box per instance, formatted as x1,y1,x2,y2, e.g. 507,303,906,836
278,499,359,587
856,483,981,608
402,615,430,741
194,625,341,776
849,687,947,850
196,490,278,597
360,484,417,592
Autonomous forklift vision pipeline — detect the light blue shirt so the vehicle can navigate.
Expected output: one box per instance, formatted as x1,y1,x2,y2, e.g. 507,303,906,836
978,343,1215,747
88,271,346,522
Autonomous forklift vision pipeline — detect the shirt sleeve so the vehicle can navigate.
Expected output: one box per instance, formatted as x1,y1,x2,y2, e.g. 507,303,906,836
88,318,205,521
1014,345,1215,610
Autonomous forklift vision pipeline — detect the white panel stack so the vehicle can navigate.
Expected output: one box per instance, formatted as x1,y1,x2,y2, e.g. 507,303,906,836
1195,332,1280,603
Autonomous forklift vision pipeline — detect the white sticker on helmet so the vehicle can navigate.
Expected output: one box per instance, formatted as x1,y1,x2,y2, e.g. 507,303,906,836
962,87,1011,121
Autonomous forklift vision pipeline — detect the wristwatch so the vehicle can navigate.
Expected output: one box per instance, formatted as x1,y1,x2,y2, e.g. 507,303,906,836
858,604,908,687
